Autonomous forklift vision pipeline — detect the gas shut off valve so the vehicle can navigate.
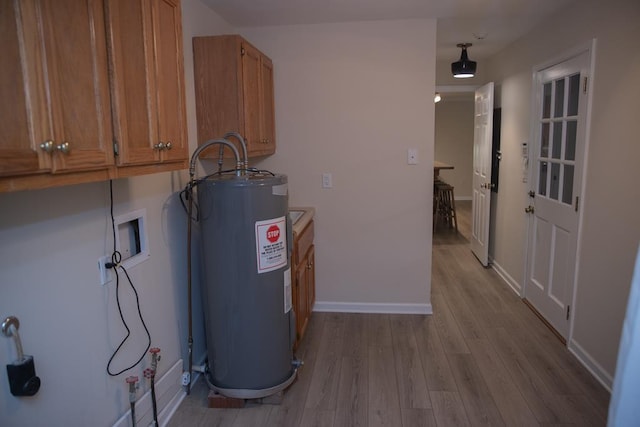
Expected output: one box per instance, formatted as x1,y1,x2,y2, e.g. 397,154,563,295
2,316,41,397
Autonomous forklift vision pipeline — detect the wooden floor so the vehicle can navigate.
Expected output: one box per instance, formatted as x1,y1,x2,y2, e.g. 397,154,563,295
169,201,609,426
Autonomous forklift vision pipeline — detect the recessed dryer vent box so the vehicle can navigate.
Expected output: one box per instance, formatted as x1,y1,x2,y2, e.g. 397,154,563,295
114,208,150,269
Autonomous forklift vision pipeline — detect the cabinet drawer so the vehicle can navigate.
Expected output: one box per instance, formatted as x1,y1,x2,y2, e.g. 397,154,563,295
295,220,314,265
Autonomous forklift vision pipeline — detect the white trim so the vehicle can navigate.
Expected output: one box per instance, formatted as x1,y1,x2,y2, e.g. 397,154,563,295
567,38,597,343
490,259,522,296
113,359,185,427
568,339,613,392
455,196,472,201
313,301,432,315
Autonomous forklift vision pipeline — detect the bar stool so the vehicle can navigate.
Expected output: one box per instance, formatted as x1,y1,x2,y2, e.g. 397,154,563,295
433,182,458,232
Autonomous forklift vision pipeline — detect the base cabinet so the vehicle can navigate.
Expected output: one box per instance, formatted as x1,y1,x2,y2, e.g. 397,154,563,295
292,220,315,348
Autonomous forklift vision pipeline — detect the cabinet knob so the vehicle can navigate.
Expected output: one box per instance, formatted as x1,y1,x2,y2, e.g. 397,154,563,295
56,141,71,154
39,140,55,153
154,142,166,150
165,141,172,150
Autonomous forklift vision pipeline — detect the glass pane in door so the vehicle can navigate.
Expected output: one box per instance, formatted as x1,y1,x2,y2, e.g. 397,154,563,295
541,123,550,157
539,161,548,196
565,120,577,160
554,78,565,118
552,122,563,159
562,164,574,205
550,162,560,200
543,82,552,119
568,73,580,116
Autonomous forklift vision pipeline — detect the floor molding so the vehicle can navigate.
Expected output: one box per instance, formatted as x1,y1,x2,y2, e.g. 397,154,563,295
313,301,432,315
568,339,614,392
490,258,522,296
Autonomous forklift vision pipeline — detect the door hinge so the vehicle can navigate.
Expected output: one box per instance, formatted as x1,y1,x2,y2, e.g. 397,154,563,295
583,76,588,94
113,141,119,157
574,196,580,212
566,305,570,320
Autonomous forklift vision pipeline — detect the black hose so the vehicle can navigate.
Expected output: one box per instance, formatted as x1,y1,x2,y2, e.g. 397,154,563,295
151,376,158,425
130,401,136,427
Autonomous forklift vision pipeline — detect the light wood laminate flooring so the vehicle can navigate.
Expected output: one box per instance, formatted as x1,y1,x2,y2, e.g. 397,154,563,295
169,201,609,426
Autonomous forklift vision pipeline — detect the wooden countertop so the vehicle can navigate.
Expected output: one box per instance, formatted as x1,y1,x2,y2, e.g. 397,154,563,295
290,206,315,235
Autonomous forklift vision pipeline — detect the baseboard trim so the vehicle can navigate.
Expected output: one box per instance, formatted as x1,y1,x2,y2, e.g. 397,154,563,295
313,301,432,315
455,196,472,201
113,359,185,427
490,258,522,296
568,339,614,392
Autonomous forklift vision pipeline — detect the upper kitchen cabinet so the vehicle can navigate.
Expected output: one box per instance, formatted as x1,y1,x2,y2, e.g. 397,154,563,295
106,0,188,175
0,0,114,190
193,35,276,159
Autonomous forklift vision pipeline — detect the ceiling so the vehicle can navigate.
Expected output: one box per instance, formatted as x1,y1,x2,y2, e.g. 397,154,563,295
201,0,574,61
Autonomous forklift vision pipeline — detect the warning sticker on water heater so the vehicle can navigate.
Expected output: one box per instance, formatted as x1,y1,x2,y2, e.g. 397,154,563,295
255,216,287,274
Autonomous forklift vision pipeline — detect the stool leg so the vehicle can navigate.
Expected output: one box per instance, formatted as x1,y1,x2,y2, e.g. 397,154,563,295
450,187,458,232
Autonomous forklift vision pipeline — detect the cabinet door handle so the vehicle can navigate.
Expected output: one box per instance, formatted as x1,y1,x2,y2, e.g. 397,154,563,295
56,141,71,154
154,142,165,150
40,140,55,153
165,141,172,150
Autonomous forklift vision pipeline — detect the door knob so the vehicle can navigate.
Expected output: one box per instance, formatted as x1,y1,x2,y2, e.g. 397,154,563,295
154,142,165,150
525,205,535,214
39,140,55,153
165,141,172,150
56,141,71,154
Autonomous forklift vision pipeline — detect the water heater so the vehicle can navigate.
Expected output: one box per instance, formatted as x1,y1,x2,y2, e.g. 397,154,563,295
197,172,296,398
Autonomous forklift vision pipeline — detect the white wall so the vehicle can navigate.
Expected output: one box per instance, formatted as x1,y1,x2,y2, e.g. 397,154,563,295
242,20,436,312
0,2,233,426
434,97,474,198
487,0,640,386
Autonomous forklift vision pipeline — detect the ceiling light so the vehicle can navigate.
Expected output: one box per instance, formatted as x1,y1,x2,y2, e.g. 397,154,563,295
451,43,476,79
434,93,441,103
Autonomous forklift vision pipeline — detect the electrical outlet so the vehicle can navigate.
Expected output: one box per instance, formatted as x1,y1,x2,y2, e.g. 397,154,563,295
407,149,418,165
181,372,190,386
98,255,113,286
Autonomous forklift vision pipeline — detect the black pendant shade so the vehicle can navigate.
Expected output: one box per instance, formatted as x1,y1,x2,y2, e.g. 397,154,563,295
451,43,476,78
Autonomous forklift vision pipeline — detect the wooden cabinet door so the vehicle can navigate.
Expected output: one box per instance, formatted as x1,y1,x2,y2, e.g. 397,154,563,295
241,41,262,155
307,245,315,313
107,0,187,166
39,0,113,172
1,0,112,176
0,0,49,177
260,56,276,155
152,0,187,163
106,0,158,165
295,262,309,341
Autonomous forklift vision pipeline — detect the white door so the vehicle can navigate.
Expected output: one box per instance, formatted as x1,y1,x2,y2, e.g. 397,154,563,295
525,50,591,339
471,82,494,266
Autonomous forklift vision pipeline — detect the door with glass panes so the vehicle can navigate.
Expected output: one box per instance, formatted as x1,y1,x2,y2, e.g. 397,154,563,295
525,49,591,339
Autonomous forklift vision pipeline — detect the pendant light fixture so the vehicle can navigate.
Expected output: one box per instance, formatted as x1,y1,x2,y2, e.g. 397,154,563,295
451,43,476,79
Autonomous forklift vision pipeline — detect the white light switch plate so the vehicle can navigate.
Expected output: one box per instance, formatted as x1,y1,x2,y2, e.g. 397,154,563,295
322,173,333,189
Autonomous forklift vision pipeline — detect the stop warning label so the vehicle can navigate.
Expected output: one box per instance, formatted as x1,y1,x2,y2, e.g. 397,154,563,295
255,216,287,273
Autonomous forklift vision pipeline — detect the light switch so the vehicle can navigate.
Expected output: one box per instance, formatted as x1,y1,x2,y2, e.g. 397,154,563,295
322,173,333,189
